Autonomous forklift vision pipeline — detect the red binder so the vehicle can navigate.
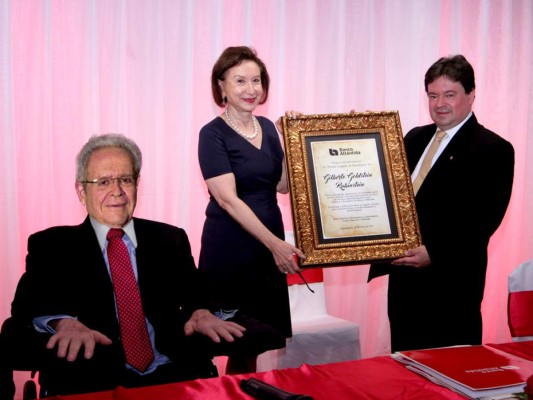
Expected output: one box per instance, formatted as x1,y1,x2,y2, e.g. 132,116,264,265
393,345,533,398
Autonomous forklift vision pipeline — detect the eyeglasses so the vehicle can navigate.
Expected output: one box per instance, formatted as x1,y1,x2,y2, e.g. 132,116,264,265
81,176,137,189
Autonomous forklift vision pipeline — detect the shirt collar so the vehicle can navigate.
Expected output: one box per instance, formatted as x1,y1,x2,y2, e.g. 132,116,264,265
439,111,473,139
89,217,138,251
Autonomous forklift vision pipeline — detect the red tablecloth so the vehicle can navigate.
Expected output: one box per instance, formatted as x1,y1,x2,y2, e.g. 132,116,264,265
49,341,533,400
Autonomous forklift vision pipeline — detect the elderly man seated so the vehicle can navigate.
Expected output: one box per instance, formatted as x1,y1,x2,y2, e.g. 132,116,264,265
0,133,283,398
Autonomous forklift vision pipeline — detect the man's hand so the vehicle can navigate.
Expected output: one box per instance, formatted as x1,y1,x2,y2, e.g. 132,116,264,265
46,318,112,361
184,309,246,343
391,245,431,268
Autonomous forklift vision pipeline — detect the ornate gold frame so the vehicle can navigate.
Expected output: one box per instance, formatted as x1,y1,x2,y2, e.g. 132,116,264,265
282,111,421,267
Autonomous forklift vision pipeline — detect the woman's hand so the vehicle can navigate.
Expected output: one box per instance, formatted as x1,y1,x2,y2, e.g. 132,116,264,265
269,237,305,275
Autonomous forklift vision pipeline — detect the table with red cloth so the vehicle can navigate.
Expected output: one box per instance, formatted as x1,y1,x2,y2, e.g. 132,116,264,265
48,341,533,400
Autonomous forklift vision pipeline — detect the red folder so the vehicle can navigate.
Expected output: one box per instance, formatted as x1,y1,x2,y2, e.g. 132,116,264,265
393,345,533,398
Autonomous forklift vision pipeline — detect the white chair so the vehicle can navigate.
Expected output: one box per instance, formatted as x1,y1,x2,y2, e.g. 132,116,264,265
508,259,533,342
257,232,361,371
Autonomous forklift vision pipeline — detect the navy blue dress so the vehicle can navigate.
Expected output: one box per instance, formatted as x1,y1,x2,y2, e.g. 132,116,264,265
198,116,291,338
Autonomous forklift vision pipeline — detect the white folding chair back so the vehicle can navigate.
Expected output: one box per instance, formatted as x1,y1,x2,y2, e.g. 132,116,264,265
257,232,361,371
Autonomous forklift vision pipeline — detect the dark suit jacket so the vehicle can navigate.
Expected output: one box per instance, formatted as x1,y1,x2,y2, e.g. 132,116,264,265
3,216,284,396
10,216,213,371
369,114,514,351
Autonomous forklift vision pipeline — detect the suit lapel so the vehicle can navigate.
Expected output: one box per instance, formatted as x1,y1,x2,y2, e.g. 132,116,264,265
132,218,146,276
406,126,437,173
78,217,116,292
431,114,478,173
130,218,154,297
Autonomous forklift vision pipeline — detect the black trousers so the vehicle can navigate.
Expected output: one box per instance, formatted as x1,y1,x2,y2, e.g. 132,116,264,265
210,312,286,358
38,352,217,396
0,318,216,398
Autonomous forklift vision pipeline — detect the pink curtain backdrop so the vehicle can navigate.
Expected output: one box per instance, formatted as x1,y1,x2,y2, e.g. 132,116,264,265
1,0,532,374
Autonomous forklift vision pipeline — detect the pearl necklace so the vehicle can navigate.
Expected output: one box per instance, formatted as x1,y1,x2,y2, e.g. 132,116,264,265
225,108,258,140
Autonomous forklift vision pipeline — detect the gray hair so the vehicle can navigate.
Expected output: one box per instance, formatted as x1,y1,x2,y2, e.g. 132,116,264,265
76,133,142,182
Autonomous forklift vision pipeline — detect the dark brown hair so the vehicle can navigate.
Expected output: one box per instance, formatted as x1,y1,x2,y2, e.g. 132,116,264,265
211,46,270,107
424,54,475,94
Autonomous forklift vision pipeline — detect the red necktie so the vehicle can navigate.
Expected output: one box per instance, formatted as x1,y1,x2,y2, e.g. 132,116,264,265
107,228,154,372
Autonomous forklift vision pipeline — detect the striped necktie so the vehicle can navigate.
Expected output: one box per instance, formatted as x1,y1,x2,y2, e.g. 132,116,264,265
412,130,448,195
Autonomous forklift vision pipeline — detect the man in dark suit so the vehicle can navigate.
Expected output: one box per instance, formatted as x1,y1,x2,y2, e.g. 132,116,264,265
0,133,282,398
369,55,515,352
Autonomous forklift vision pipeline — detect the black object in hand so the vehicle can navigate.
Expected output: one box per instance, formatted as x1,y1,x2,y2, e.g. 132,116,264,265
240,378,314,400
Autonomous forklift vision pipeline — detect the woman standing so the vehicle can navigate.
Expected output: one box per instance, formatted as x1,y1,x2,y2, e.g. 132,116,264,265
198,46,304,373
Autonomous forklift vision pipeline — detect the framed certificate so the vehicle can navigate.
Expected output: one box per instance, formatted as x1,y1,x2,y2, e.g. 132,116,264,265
282,111,421,267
